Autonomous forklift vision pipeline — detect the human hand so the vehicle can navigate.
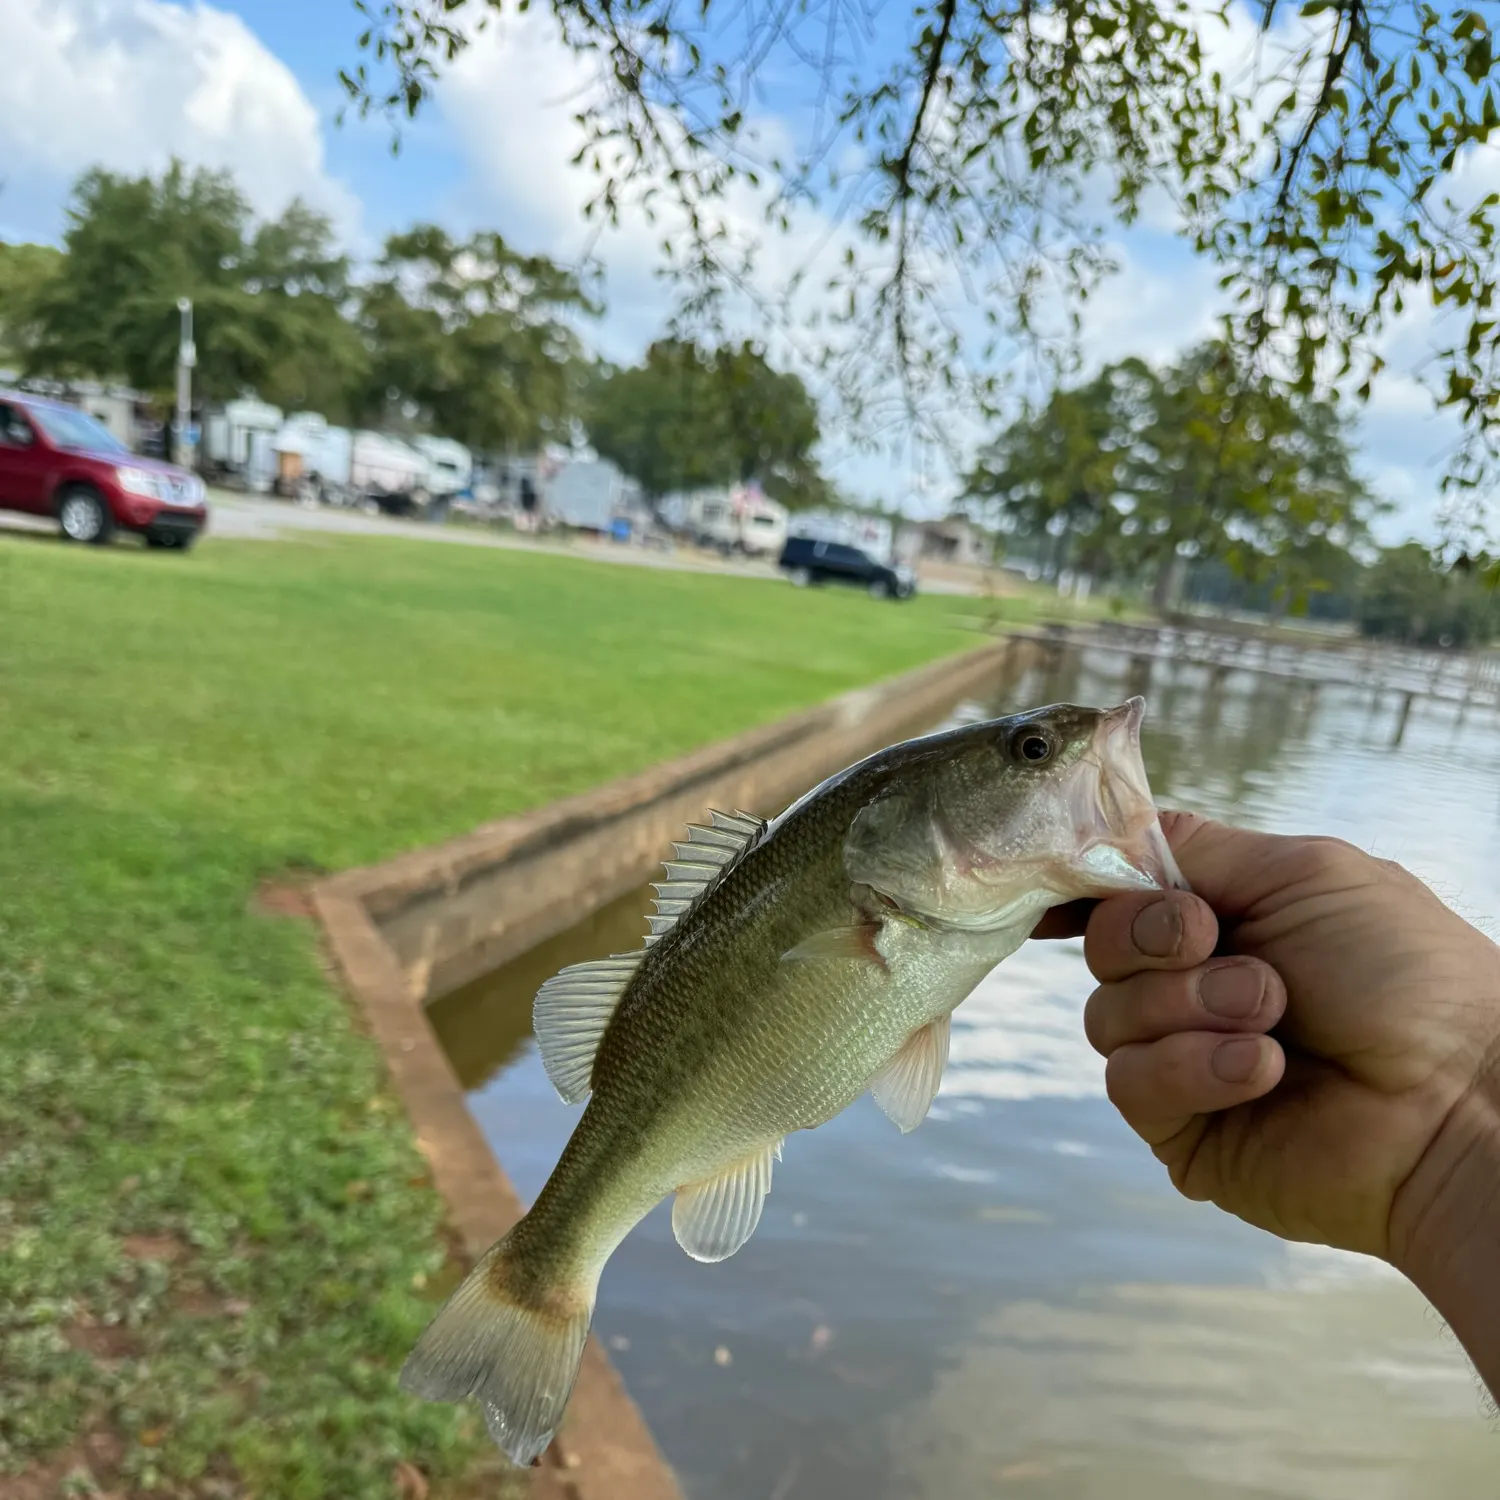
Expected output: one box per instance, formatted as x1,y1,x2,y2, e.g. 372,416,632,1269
1040,811,1500,1279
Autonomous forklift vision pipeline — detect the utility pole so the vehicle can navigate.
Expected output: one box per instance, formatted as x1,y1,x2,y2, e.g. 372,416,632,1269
175,297,196,468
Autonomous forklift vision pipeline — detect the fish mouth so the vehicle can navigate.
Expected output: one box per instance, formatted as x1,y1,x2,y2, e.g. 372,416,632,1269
1065,697,1190,894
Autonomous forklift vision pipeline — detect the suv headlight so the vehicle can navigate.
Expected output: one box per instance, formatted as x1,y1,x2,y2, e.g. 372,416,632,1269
117,466,163,498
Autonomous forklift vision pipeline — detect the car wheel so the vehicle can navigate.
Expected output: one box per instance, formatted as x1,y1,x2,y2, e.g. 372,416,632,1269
868,577,894,599
57,486,114,546
789,567,812,587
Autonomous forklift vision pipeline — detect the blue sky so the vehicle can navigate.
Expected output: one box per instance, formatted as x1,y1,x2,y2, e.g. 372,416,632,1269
0,0,1481,540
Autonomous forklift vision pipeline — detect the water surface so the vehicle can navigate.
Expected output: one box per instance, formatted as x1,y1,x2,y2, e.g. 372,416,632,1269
430,646,1500,1499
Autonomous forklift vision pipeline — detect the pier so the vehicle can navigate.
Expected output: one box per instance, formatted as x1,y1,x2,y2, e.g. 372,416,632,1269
994,617,1500,722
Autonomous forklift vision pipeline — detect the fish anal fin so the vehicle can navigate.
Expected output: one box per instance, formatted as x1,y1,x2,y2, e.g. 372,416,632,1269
780,923,885,968
870,1014,951,1133
672,1141,780,1263
532,953,642,1104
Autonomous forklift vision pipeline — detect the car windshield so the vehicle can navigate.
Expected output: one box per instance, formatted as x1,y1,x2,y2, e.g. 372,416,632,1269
28,403,129,455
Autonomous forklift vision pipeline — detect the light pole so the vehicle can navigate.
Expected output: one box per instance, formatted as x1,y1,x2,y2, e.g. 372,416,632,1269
175,297,196,469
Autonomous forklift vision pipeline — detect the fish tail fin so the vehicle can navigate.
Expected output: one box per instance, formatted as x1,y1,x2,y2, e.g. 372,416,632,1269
399,1228,595,1467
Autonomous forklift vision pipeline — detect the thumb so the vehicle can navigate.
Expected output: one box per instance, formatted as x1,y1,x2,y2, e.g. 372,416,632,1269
1158,810,1326,920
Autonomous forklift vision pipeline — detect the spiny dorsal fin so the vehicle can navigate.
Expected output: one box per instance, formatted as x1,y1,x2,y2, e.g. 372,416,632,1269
645,808,766,948
533,952,643,1104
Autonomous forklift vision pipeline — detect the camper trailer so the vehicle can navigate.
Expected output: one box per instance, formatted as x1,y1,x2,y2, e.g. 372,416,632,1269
272,415,354,503
205,399,284,489
412,435,473,500
350,433,432,514
546,457,642,533
671,484,789,556
271,419,431,513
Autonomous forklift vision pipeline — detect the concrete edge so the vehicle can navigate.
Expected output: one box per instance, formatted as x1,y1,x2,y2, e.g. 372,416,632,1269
311,885,686,1500
322,643,1003,914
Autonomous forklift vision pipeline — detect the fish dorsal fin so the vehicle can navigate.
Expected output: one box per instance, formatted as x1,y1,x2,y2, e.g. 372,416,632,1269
672,1140,781,1262
534,811,762,1103
870,1014,951,1133
645,808,765,948
533,952,644,1104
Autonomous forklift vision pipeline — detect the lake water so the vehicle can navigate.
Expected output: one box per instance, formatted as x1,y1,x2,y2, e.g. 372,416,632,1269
429,645,1500,1500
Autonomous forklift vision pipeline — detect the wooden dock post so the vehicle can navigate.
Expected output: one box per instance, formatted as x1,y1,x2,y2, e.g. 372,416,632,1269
1392,690,1416,747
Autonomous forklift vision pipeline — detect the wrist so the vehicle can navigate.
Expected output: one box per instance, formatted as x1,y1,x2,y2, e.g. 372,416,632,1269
1390,1029,1500,1395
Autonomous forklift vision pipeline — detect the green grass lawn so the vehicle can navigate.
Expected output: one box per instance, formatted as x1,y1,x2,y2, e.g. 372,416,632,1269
0,529,979,1499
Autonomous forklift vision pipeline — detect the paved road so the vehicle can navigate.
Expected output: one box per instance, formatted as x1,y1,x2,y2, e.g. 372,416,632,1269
3,491,986,595
203,492,795,581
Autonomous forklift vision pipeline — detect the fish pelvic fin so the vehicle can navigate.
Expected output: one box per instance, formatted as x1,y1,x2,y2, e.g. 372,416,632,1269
870,1013,951,1133
399,1230,595,1468
672,1140,781,1262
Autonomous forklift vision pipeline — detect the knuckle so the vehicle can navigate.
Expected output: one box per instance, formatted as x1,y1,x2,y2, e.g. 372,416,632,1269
1082,988,1110,1054
1285,835,1365,888
1103,1053,1135,1111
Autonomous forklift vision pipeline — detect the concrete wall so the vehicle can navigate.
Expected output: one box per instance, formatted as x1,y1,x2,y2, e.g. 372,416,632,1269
327,641,1015,1006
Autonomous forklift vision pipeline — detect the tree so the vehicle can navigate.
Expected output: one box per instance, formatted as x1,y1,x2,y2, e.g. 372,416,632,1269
242,202,369,421
1132,344,1377,610
0,241,64,365
585,338,826,502
342,2,1500,512
965,360,1157,583
25,162,363,411
1358,542,1500,647
966,342,1377,610
358,225,597,453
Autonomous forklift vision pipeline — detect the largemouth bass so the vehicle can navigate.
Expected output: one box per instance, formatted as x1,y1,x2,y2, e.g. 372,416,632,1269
401,696,1185,1463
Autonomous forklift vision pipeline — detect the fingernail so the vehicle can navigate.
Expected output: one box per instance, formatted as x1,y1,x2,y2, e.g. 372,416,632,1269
1211,1037,1263,1084
1131,897,1182,958
1199,963,1264,1020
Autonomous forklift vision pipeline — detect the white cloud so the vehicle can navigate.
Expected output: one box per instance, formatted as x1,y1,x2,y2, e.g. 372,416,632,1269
435,13,851,365
0,0,358,239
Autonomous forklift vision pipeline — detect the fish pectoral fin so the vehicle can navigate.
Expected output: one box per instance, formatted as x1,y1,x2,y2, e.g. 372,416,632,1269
780,924,885,968
870,1014,952,1133
672,1141,781,1263
532,952,644,1104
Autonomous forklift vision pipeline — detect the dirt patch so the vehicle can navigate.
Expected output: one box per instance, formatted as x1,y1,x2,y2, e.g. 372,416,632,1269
173,1284,252,1321
121,1232,188,1263
63,1314,139,1363
253,878,316,920
0,1427,126,1500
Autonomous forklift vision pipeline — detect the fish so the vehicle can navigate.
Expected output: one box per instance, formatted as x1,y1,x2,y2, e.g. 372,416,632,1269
399,696,1186,1463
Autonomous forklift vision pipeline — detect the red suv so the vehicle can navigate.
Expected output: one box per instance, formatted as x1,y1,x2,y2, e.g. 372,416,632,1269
0,390,208,549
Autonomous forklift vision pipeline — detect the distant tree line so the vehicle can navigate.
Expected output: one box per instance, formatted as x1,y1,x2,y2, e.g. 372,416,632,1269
966,345,1500,647
1354,545,1500,650
0,161,831,505
4,162,1495,644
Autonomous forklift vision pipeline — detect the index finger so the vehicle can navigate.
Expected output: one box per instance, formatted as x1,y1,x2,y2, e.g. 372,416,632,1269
1084,889,1220,982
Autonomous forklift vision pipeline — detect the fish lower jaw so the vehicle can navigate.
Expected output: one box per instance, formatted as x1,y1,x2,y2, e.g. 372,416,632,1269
1061,836,1180,897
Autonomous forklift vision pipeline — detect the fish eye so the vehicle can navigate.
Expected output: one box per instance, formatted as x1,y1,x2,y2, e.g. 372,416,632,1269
1009,725,1056,766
